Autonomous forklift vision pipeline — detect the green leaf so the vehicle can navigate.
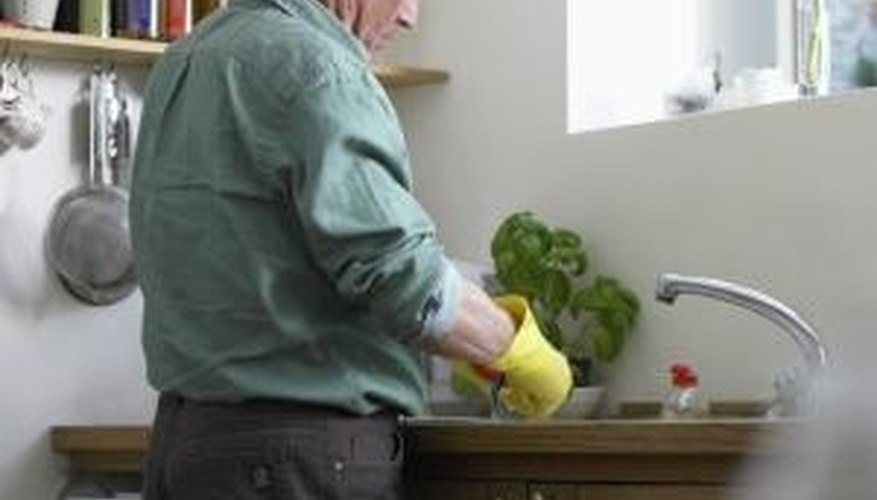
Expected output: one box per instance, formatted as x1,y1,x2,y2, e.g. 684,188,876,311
541,270,572,316
546,229,588,276
619,286,641,316
591,325,621,362
491,212,551,264
491,212,554,296
597,308,629,336
497,259,543,299
569,285,606,318
544,247,588,277
551,228,582,249
598,276,640,325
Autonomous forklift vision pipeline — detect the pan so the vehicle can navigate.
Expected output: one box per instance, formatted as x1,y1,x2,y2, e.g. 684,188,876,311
45,67,136,306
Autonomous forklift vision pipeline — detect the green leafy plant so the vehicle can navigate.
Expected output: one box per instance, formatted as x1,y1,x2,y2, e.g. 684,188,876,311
490,211,640,386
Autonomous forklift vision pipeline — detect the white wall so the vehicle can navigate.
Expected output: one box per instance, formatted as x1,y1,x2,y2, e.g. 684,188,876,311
0,60,154,500
3,0,877,497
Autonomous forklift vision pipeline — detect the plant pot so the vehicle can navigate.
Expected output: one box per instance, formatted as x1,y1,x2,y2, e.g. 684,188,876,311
552,386,605,419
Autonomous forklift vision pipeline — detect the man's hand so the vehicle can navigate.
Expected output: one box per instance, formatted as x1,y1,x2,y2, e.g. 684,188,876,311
487,295,572,418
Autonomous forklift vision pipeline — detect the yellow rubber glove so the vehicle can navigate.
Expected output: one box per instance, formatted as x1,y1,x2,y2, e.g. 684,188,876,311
488,295,572,418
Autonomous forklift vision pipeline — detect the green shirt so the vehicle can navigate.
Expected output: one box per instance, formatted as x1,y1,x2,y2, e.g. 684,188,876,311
130,0,450,416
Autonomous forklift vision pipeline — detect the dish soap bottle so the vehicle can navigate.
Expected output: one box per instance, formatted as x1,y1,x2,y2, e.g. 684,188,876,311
662,363,704,419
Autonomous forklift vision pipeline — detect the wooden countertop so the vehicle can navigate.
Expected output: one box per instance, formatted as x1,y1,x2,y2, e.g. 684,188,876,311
403,418,804,485
403,417,800,455
51,418,801,476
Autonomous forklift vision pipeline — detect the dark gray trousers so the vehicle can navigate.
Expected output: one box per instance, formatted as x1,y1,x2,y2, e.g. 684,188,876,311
143,393,405,500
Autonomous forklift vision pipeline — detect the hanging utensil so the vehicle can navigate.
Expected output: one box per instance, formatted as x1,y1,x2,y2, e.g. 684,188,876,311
44,66,136,306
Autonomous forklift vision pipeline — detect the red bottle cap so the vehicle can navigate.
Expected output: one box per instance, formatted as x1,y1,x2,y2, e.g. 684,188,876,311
670,363,698,388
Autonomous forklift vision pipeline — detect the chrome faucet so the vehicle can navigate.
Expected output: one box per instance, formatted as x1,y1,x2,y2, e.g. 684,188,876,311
655,273,828,417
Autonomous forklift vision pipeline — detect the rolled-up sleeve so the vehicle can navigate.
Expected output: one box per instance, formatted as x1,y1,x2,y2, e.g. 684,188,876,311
278,73,457,342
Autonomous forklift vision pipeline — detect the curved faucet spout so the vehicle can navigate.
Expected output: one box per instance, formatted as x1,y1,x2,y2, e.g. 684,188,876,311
656,273,827,372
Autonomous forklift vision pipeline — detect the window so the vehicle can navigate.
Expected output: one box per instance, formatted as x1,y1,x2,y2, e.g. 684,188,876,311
567,0,701,133
567,0,780,134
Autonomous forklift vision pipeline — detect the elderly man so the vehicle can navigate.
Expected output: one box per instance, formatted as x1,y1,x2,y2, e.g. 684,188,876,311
130,0,571,498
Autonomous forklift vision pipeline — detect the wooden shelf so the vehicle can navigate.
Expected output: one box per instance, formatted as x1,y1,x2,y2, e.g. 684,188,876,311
52,425,150,475
371,63,449,88
0,26,450,87
0,26,163,65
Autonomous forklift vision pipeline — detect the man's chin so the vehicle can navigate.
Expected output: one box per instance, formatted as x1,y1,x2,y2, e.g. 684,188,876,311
364,32,397,53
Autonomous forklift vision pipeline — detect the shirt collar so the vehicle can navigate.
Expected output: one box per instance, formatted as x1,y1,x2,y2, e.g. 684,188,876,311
229,0,367,59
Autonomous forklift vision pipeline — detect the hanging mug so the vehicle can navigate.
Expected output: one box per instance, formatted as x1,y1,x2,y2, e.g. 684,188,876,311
0,57,50,152
0,58,26,153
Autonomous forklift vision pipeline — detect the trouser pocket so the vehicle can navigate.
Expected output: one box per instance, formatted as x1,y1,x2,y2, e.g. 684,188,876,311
164,428,326,500
326,417,405,500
